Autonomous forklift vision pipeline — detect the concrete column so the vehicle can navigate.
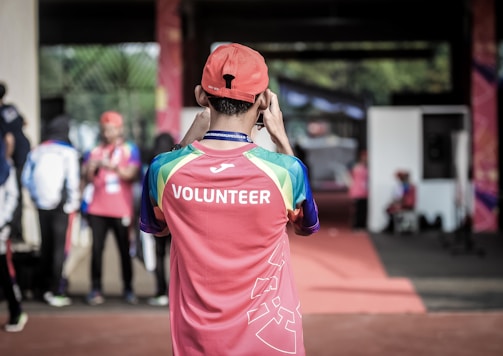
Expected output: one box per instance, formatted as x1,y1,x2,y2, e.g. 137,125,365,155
0,0,40,247
0,0,39,143
470,0,498,232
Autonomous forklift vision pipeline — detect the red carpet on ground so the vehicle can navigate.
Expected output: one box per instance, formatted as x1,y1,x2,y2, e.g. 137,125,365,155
290,192,426,314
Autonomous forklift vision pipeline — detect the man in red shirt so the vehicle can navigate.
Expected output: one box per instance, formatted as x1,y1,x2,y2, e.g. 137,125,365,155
140,43,320,355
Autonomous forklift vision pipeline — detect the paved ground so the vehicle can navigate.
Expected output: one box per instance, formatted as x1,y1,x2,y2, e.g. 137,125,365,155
372,231,503,311
2,192,503,355
1,311,503,356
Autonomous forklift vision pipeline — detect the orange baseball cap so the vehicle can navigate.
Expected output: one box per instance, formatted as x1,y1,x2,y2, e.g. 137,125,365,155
100,111,123,127
201,43,269,103
396,170,409,179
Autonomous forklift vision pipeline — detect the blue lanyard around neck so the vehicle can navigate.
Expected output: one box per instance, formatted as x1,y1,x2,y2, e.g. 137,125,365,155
203,130,253,143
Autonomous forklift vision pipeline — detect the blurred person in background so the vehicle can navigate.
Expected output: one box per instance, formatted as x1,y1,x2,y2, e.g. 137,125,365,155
383,170,416,233
22,114,81,307
137,132,175,307
82,111,141,306
348,149,368,230
0,135,28,332
0,82,31,243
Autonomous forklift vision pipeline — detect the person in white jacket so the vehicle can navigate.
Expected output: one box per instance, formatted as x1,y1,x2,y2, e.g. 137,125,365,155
22,114,81,307
0,135,28,332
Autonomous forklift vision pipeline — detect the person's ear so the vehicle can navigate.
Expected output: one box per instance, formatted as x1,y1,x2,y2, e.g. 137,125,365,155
195,85,209,107
257,90,270,111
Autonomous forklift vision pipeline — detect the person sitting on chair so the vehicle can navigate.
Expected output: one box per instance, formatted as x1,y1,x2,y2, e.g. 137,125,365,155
383,170,416,233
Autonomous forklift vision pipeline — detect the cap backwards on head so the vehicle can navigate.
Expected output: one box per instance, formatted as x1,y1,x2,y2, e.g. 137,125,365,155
201,43,269,104
100,111,123,127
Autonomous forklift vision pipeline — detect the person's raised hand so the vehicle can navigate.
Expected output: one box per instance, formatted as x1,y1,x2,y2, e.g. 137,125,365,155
180,107,211,147
259,89,294,155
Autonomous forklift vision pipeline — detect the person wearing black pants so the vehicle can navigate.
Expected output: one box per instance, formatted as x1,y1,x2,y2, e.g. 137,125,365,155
147,234,171,306
81,111,141,306
87,214,134,304
36,208,74,304
349,150,368,230
0,82,31,244
0,136,27,332
142,133,175,307
21,115,81,307
0,241,27,332
353,198,368,230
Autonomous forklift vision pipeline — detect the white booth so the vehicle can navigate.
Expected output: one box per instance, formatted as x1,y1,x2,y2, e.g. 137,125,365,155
367,105,470,233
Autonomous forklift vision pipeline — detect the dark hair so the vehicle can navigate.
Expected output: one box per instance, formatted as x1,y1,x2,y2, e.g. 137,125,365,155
0,82,6,100
42,114,70,143
206,92,256,116
150,132,175,162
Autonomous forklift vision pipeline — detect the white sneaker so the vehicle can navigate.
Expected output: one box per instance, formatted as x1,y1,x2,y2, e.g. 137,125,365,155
49,295,72,307
5,312,28,332
44,291,72,307
147,295,169,306
43,291,54,304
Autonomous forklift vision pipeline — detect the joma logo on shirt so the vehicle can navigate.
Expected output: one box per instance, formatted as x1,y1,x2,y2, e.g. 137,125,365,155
171,184,271,204
210,163,235,173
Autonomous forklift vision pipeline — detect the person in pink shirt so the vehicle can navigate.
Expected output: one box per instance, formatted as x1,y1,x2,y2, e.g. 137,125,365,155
140,43,320,355
349,149,368,230
82,111,141,305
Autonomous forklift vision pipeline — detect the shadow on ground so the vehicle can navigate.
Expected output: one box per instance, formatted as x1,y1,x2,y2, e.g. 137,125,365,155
371,231,503,311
